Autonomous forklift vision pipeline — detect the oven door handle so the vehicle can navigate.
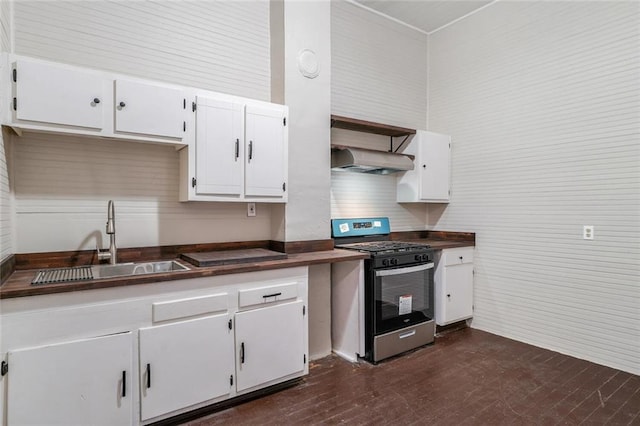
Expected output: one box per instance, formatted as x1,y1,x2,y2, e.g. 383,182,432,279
375,262,434,277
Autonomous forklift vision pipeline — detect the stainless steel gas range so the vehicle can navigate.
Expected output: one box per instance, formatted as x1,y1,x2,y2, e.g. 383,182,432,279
332,217,435,363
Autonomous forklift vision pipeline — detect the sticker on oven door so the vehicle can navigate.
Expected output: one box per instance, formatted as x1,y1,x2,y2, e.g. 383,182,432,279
399,295,412,315
339,223,350,233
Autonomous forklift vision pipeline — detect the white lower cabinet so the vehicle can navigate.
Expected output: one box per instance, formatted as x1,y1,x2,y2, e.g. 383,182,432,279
7,332,133,426
0,267,308,426
435,247,474,326
235,300,306,393
139,314,235,421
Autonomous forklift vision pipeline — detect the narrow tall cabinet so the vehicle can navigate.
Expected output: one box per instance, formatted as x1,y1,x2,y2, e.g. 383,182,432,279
397,130,451,203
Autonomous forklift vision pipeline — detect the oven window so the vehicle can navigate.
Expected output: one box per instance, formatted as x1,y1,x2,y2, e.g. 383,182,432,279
375,266,433,334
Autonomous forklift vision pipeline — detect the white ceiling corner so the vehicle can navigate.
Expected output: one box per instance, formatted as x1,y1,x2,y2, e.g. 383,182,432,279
351,0,494,34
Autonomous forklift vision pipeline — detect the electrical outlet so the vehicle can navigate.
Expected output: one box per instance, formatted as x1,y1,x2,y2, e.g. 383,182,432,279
583,225,594,240
247,203,256,217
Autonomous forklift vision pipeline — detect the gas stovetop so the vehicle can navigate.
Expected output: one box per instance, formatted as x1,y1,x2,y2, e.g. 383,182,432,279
331,218,432,266
335,241,431,255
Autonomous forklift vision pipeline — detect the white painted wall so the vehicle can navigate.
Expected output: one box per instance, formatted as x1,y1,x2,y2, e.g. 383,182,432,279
428,1,640,374
6,1,274,253
330,1,429,227
331,0,428,130
281,0,332,242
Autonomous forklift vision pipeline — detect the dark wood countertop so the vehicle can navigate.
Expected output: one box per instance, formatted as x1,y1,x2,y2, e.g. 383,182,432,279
407,239,475,250
0,249,369,299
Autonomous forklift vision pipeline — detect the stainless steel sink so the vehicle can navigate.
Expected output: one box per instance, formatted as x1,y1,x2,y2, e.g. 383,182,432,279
91,260,189,279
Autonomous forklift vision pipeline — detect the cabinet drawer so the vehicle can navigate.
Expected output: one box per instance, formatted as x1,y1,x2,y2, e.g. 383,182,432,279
153,293,228,323
442,247,474,266
238,282,298,308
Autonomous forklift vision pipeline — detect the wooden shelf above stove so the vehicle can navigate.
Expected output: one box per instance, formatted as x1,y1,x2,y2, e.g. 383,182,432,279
330,115,416,138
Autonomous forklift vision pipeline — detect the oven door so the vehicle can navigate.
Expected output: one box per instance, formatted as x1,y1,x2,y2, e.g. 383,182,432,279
374,263,434,335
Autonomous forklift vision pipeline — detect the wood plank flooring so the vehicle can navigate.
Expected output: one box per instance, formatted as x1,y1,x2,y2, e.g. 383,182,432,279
181,328,640,425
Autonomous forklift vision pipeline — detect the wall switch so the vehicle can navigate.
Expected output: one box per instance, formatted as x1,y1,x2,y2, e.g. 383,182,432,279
247,203,256,217
583,225,594,240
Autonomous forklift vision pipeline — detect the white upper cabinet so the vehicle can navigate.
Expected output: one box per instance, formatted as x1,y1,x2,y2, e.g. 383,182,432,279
13,58,108,130
194,96,245,197
114,79,185,140
397,130,451,203
245,104,287,198
180,95,288,203
4,54,187,145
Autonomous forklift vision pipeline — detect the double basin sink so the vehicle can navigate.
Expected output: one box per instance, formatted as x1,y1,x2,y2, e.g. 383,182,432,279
31,260,189,285
92,260,189,279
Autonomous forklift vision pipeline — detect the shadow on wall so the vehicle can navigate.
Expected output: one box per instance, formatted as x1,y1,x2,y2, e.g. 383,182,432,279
11,132,272,253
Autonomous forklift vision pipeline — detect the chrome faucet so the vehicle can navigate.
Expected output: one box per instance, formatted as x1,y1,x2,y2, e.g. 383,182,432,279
97,200,117,265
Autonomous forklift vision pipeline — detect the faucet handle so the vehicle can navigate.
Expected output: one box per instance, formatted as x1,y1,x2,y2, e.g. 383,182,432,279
96,244,111,261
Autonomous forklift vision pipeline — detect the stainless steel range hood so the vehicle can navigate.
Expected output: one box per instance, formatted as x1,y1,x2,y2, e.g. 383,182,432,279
331,146,414,175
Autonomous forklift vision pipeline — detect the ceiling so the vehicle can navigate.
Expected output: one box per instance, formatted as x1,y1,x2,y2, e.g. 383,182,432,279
352,0,493,34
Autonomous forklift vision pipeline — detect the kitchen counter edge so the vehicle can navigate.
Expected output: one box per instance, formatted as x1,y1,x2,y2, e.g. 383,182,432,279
1,249,369,299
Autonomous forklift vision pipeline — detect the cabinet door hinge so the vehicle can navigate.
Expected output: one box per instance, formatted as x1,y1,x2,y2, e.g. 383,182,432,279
303,305,306,316
191,177,197,188
183,121,186,132
228,319,233,330
303,354,306,364
12,97,16,111
12,68,16,82
230,374,234,386
1,361,8,376
282,182,286,192
283,117,286,126
192,101,197,112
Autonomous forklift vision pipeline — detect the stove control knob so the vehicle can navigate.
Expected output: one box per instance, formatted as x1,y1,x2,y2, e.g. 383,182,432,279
415,254,422,261
382,259,390,266
422,254,429,261
390,258,398,266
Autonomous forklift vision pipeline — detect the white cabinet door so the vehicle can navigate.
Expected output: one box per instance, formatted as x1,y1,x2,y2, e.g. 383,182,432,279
397,130,451,203
14,59,107,129
244,104,287,198
7,332,133,426
441,262,474,323
235,300,305,393
419,132,451,202
435,248,474,326
115,79,185,139
195,96,245,196
139,314,235,421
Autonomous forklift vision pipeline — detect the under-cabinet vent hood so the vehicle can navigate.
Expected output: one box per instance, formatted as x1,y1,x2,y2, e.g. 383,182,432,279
331,146,414,175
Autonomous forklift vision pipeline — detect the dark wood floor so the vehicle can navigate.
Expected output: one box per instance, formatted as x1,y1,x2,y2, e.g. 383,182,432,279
182,328,640,425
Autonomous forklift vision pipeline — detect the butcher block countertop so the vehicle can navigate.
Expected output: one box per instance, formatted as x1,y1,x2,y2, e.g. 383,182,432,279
0,231,474,300
0,249,368,299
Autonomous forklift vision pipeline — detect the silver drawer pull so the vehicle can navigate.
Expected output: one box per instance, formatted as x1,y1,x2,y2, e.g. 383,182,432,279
399,330,416,339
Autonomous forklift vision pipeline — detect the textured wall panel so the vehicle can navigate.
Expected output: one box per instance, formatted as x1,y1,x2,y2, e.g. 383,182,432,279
331,1,428,129
428,2,640,374
0,132,11,261
13,133,272,253
13,1,270,100
0,0,10,53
